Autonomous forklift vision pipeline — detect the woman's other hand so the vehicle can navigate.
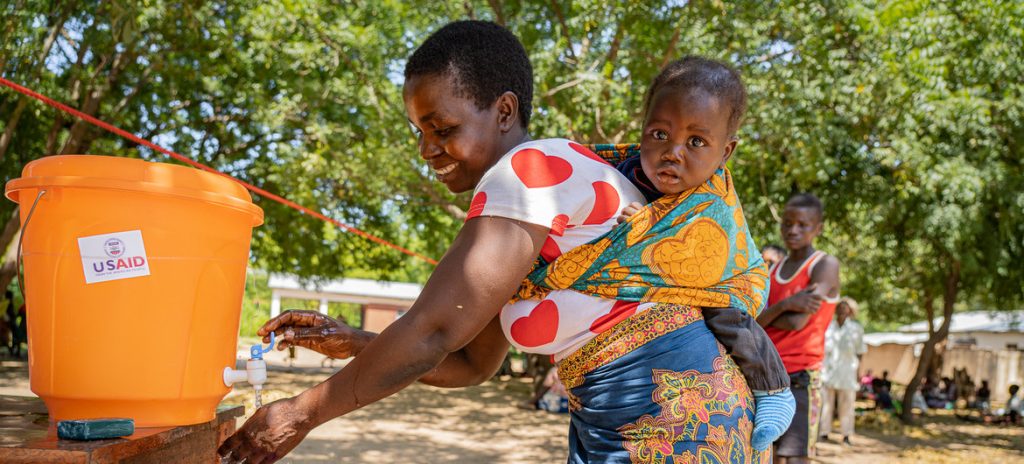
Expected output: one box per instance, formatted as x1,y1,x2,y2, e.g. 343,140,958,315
217,396,314,464
258,310,372,360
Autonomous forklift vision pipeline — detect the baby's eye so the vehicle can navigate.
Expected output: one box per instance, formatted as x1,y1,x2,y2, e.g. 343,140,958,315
436,126,454,137
689,136,706,147
652,130,668,141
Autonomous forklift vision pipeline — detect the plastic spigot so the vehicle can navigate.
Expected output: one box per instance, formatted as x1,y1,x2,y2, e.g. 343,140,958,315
224,332,275,392
250,331,275,360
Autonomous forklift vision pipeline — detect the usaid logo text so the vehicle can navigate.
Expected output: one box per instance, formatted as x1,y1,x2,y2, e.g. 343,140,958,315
91,256,147,273
78,230,151,284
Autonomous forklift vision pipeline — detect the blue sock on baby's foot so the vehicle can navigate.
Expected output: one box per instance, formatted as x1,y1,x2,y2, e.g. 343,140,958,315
751,388,796,451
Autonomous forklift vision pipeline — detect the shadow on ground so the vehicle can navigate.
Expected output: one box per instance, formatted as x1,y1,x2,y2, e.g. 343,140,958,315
815,408,1024,464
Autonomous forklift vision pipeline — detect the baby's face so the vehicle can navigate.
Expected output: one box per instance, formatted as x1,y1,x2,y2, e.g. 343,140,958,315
639,87,736,195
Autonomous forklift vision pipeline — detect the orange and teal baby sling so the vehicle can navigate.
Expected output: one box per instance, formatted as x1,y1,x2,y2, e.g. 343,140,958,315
514,144,769,316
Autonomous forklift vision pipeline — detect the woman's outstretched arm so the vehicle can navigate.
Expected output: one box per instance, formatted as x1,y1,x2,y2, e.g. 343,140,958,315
259,309,510,388
218,216,547,463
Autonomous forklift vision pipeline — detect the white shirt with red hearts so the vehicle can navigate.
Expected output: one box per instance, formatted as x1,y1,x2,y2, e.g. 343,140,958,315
469,138,653,362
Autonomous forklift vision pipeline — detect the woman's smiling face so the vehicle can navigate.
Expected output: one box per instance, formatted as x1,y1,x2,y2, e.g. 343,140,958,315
403,72,507,193
639,86,736,195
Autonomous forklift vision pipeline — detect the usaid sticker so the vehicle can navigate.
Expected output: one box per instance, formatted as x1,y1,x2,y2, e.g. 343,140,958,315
77,230,151,284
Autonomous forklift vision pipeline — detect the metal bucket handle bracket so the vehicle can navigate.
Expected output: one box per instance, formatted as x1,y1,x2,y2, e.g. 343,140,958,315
16,189,46,301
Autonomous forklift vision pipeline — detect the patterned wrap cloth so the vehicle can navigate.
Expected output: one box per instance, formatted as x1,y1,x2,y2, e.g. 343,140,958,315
564,304,767,463
517,144,769,462
514,144,769,318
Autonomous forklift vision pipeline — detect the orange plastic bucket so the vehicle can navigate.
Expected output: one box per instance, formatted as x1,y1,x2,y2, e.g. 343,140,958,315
5,155,263,427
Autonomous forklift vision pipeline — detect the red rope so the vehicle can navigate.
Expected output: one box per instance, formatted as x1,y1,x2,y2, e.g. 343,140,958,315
0,76,439,265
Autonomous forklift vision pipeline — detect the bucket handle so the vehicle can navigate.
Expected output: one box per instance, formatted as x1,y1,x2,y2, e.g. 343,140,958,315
16,189,46,301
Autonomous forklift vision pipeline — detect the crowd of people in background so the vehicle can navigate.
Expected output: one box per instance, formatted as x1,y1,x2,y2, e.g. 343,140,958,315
860,370,895,410
825,344,1024,431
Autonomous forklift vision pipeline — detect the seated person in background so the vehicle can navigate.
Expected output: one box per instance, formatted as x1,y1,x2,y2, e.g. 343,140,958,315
941,376,958,409
870,372,896,411
520,367,570,413
910,389,930,414
923,377,947,409
859,369,875,400
975,380,992,412
1003,385,1022,425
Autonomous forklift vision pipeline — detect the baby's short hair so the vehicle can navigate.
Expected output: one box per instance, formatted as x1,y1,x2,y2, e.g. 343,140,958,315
404,20,533,128
643,56,747,136
785,193,825,220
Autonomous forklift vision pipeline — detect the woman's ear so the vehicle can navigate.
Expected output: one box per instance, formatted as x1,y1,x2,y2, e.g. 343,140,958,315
495,91,520,133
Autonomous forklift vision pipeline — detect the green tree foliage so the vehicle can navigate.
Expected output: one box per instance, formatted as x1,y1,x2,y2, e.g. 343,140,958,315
3,1,1022,401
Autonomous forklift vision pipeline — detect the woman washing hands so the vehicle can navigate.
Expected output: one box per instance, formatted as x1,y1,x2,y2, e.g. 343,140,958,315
219,21,763,463
259,310,484,385
258,310,369,362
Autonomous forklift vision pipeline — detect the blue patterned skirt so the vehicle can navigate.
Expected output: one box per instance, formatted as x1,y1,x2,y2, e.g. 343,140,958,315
558,304,767,463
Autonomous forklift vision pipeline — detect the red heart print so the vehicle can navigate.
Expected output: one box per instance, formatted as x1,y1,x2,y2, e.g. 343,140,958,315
569,142,610,165
550,214,570,236
540,236,562,262
510,300,560,348
466,192,487,221
511,149,574,188
589,301,639,333
583,181,620,225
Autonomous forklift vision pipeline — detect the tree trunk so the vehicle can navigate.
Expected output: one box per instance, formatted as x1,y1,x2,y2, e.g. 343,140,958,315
487,0,505,26
0,227,21,297
59,86,106,155
0,209,22,294
0,99,30,159
59,44,136,156
0,208,20,261
44,113,65,154
900,261,961,423
0,9,67,160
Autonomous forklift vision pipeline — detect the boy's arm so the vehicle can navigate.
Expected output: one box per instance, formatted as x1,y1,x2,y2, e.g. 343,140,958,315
757,255,841,330
756,288,819,327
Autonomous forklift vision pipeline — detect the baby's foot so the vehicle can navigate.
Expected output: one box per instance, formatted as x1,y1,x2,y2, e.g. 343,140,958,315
751,388,796,451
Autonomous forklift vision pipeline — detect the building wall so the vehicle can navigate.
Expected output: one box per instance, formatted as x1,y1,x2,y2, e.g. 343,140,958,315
949,332,1024,351
362,304,407,333
860,343,919,385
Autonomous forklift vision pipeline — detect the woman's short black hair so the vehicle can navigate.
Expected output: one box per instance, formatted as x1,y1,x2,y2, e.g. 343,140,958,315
405,20,533,129
643,56,747,136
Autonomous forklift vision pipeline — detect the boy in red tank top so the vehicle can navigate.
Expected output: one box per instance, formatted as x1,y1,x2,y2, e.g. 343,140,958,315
757,193,841,464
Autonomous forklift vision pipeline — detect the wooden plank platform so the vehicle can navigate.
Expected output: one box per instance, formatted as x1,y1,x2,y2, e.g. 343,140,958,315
0,395,244,463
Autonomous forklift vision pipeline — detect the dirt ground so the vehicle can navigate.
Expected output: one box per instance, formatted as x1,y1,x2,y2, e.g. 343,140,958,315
2,346,1024,463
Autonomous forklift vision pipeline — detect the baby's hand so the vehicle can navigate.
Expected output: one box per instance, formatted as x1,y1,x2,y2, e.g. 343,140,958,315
616,202,644,224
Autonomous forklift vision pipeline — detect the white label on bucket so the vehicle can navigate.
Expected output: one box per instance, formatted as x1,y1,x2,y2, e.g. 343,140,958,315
77,230,151,284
